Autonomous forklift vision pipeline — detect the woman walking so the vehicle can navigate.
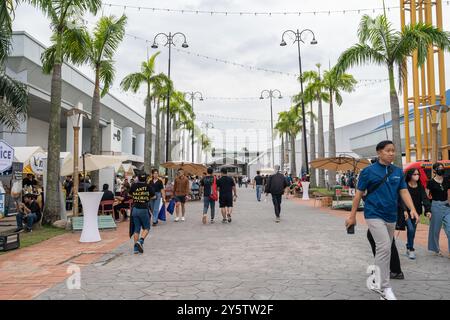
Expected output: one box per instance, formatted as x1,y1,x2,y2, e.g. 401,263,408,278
426,163,450,258
402,169,431,259
149,169,166,226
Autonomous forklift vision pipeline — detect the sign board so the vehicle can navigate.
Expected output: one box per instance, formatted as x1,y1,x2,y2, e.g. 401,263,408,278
0,140,14,173
349,188,356,196
30,152,46,176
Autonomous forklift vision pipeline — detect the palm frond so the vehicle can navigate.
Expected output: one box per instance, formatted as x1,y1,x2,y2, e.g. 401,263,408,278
335,43,386,74
0,71,28,130
120,72,146,92
99,59,115,97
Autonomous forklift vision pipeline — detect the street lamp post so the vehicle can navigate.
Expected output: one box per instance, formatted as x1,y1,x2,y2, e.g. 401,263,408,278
184,91,204,163
260,89,282,167
420,104,449,163
66,107,89,217
280,28,317,175
151,32,189,171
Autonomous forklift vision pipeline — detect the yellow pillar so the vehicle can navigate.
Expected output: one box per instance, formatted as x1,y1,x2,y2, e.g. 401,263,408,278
410,0,423,161
400,0,411,163
436,0,448,160
418,2,429,160
425,0,438,162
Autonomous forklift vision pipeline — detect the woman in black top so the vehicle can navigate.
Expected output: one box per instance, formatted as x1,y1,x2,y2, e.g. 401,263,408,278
426,163,450,257
403,169,431,259
148,169,166,226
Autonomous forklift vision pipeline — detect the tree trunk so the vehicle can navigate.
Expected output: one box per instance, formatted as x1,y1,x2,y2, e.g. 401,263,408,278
154,97,161,169
171,115,177,161
328,90,336,188
317,95,325,188
144,82,152,173
89,66,101,187
290,133,297,177
309,102,317,187
389,65,403,167
160,101,166,164
43,39,63,225
285,133,289,171
280,134,285,171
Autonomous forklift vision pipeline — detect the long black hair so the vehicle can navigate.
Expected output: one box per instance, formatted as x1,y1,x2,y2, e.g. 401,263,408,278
405,168,419,183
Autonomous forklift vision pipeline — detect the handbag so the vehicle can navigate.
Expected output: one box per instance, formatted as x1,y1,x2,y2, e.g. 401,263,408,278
158,202,166,222
209,176,218,201
395,206,406,231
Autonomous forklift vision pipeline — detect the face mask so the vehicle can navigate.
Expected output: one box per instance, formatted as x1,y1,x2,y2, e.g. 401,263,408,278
436,169,445,176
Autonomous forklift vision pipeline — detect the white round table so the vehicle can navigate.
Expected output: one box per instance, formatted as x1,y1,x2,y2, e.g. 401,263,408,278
301,182,310,200
78,192,103,243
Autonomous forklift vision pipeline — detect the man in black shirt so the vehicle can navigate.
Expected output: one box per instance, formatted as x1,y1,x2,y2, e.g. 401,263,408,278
200,167,216,224
129,173,155,254
217,168,237,223
63,176,73,210
265,165,289,223
253,171,264,202
15,194,41,232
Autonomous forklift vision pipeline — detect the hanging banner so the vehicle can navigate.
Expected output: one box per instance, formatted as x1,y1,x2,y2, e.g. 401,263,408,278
30,152,46,176
0,140,14,174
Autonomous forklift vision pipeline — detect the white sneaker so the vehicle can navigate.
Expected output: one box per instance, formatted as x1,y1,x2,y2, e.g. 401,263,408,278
174,217,179,222
408,250,416,260
381,288,397,300
181,217,185,221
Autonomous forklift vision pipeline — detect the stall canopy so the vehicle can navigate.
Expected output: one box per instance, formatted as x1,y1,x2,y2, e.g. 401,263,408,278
13,147,70,176
113,162,137,176
161,161,208,176
310,156,370,172
60,154,128,177
259,168,275,175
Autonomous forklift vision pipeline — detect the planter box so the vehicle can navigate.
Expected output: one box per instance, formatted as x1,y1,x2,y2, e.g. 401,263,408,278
0,233,20,251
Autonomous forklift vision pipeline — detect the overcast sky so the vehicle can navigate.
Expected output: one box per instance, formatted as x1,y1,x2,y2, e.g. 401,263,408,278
12,0,450,151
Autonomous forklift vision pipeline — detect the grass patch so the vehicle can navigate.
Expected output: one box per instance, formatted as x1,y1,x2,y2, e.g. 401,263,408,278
0,226,67,255
419,214,430,226
309,188,334,197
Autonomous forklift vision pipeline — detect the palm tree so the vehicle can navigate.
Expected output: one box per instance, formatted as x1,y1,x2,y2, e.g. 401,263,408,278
302,65,329,187
168,91,194,160
86,14,127,185
275,107,303,177
0,0,28,131
152,75,172,168
38,0,101,224
121,52,167,173
322,67,357,187
336,13,450,166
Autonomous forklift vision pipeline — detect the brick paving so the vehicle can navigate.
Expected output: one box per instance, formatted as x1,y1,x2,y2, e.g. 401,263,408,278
31,188,449,300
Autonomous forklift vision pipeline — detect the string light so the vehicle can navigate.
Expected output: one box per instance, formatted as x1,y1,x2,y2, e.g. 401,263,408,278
102,3,402,17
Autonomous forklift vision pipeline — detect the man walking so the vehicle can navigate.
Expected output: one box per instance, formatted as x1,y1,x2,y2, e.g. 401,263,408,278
200,167,216,224
129,172,155,254
217,168,237,223
174,169,190,222
253,171,264,202
265,165,289,223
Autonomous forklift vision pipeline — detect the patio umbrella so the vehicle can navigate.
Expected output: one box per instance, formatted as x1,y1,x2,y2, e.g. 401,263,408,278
161,161,208,176
310,156,370,172
60,154,128,176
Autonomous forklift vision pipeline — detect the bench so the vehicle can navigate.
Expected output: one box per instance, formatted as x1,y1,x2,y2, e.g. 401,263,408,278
71,215,117,232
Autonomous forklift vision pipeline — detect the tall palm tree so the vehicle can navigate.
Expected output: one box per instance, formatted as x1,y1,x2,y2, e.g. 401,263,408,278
152,75,172,168
169,90,194,161
0,0,28,131
302,65,329,187
322,67,357,187
336,13,450,166
86,14,126,185
121,52,167,173
38,0,101,224
275,107,303,177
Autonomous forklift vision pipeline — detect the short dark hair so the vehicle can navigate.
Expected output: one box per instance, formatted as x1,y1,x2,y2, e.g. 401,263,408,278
220,167,227,174
405,168,419,183
151,169,159,174
138,173,148,182
376,140,394,151
256,171,260,175
88,185,97,192
207,167,213,174
433,162,444,171
102,184,109,191
23,193,34,200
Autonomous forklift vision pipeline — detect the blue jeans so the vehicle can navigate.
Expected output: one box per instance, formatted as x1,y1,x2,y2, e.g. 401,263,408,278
203,197,215,219
149,192,162,224
132,207,151,234
406,217,417,251
256,185,263,201
16,212,37,230
428,201,450,253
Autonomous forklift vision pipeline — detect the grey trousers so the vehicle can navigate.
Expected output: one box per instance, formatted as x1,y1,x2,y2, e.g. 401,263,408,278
366,218,396,290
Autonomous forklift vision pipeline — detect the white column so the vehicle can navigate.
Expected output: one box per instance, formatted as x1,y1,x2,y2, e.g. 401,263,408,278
136,133,145,158
122,127,133,155
66,102,83,154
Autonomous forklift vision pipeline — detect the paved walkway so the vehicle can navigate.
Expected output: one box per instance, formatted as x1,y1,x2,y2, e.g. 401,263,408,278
35,188,449,300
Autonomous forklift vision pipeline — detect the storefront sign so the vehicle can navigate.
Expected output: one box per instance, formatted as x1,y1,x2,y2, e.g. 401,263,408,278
0,141,14,173
30,152,46,175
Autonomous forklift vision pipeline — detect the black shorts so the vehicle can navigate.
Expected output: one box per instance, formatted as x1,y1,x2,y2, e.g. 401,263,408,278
175,195,186,203
219,195,233,208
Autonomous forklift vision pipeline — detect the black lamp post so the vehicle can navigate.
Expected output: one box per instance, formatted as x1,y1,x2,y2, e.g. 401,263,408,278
260,89,282,168
280,28,317,175
151,32,189,169
184,91,204,163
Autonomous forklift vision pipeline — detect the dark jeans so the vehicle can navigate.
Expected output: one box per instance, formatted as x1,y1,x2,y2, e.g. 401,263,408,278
271,194,283,217
114,203,129,220
406,218,417,251
16,212,37,230
367,229,402,274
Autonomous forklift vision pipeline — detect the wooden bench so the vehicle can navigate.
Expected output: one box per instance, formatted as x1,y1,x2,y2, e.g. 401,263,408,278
71,215,117,232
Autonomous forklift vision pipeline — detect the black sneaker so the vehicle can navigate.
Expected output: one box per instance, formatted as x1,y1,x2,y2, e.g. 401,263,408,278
14,227,24,233
152,222,158,226
390,272,404,280
136,240,144,254
227,214,232,223
222,218,227,223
